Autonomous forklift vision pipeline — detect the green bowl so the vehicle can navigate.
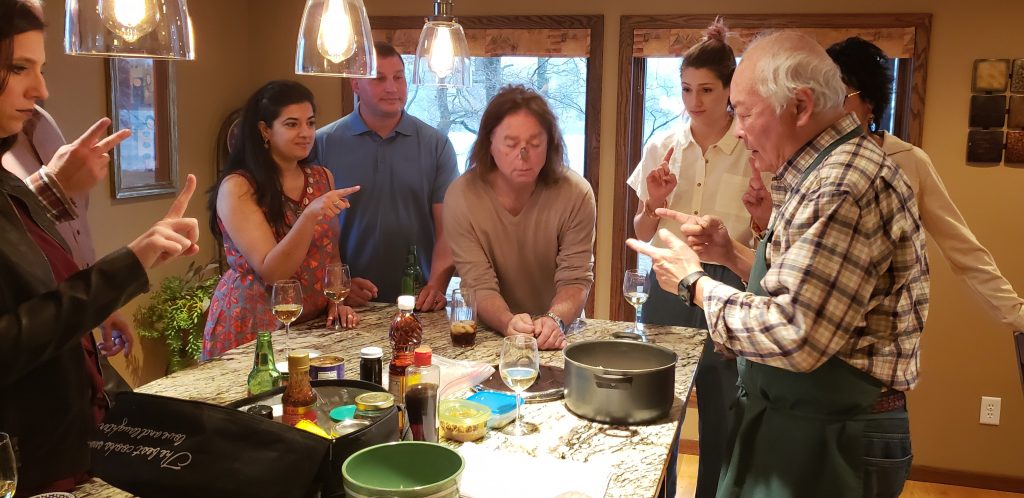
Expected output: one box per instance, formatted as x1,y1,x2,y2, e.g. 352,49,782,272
342,441,464,497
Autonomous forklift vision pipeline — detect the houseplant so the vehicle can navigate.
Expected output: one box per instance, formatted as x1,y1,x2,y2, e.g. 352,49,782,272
134,260,221,373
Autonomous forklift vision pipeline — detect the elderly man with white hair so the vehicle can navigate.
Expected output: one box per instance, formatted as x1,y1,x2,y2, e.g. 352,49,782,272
629,32,929,497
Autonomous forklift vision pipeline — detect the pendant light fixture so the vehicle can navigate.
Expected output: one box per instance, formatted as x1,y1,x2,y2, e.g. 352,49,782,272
413,0,471,87
64,0,195,59
295,0,375,77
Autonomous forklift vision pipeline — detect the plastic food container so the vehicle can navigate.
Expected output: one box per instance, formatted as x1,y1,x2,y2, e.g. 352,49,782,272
467,391,518,429
438,399,491,442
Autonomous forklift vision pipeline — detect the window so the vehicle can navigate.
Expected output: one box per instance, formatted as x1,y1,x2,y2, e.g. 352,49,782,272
610,14,932,322
402,55,588,176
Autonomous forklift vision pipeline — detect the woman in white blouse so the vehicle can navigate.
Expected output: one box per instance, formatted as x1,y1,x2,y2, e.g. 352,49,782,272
625,19,760,498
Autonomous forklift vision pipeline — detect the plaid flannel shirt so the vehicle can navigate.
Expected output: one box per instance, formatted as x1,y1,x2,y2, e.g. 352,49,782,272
24,168,77,223
703,115,930,390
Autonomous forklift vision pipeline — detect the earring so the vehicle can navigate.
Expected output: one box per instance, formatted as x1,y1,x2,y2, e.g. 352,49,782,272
263,137,269,149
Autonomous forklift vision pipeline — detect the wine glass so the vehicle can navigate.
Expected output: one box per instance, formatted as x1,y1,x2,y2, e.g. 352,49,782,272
272,280,303,358
448,289,477,347
324,263,351,330
0,433,16,498
499,335,540,436
622,269,650,340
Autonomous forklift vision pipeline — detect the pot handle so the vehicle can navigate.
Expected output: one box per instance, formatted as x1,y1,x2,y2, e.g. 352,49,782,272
594,373,633,390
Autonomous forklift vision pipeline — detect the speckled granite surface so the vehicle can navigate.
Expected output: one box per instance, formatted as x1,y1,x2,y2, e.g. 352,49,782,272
76,304,706,498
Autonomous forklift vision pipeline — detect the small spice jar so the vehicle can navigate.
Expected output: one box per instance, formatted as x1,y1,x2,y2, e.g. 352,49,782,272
354,392,394,420
359,346,383,386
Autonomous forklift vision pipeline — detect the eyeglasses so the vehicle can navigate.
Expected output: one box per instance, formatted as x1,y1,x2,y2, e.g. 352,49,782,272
844,90,861,103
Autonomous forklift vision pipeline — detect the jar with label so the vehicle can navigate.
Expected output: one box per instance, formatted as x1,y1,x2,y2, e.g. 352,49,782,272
354,392,394,421
281,350,317,426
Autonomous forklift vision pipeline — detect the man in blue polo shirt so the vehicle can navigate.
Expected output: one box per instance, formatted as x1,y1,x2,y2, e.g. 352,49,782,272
311,41,458,310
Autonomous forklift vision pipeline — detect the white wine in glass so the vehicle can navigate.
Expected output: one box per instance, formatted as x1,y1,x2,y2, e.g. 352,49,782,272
323,263,351,330
499,335,540,436
0,432,15,498
272,280,303,357
622,269,649,339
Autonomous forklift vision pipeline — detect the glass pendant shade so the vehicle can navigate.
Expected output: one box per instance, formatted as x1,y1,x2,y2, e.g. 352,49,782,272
64,0,195,59
413,20,471,87
295,0,376,78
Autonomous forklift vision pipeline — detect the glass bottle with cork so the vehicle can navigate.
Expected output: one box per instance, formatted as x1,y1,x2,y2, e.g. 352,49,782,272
400,245,424,297
247,331,282,396
282,350,317,426
388,295,422,404
405,346,440,442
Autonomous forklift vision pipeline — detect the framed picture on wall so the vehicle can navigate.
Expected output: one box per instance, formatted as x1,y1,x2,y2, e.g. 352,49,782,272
105,58,178,199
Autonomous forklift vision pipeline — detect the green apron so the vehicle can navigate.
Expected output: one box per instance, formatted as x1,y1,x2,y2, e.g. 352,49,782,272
717,128,903,498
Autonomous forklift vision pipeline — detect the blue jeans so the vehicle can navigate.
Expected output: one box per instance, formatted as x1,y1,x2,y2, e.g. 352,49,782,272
861,408,913,498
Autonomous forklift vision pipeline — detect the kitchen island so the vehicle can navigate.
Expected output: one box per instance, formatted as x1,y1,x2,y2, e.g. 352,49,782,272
75,304,706,498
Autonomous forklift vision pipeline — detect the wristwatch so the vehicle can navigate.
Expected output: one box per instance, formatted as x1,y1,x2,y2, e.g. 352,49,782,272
542,312,567,333
677,270,709,306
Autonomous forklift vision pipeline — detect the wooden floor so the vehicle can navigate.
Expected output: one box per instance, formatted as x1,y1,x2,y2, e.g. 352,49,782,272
676,454,1024,497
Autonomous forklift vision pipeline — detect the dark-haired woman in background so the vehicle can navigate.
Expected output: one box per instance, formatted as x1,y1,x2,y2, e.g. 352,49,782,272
204,80,360,359
625,19,761,498
745,36,1024,333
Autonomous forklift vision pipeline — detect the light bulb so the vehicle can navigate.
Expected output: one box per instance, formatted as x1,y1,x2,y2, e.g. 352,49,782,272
427,27,455,79
317,0,356,64
99,0,158,43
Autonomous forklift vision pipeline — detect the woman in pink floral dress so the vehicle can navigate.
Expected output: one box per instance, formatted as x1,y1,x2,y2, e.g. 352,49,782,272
203,81,360,359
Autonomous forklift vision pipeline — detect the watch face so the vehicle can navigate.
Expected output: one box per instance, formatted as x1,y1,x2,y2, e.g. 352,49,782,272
677,280,691,304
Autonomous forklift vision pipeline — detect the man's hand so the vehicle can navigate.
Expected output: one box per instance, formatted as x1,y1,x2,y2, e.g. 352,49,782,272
415,282,447,312
98,311,135,357
660,209,734,265
128,174,200,269
533,316,567,350
741,164,771,230
644,147,677,208
345,278,378,307
47,118,132,198
505,313,535,337
627,227,704,295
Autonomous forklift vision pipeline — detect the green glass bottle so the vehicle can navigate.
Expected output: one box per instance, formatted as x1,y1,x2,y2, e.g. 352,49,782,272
400,245,424,297
247,331,282,396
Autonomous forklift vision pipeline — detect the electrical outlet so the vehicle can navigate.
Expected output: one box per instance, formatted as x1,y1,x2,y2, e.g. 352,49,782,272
980,396,1001,426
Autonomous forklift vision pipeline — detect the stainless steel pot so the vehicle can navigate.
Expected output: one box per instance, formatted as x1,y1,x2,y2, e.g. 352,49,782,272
563,339,677,425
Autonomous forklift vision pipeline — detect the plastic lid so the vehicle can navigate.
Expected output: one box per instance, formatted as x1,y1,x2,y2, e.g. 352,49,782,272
467,391,519,416
288,350,310,370
439,399,492,427
397,295,416,310
329,404,357,422
360,346,383,358
245,404,274,420
355,392,395,410
413,346,432,366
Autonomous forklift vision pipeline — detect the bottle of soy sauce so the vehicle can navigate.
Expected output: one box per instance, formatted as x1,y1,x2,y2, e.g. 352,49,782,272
405,346,440,442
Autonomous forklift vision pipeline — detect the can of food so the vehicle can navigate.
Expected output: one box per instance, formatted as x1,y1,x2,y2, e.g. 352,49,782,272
309,355,345,380
331,418,372,437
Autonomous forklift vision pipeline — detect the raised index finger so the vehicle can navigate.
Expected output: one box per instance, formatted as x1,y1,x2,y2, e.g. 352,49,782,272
749,163,765,189
660,147,674,170
165,174,197,219
333,185,361,197
93,128,133,154
73,118,113,147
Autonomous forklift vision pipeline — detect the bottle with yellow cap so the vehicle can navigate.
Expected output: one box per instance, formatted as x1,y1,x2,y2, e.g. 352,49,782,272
282,350,317,426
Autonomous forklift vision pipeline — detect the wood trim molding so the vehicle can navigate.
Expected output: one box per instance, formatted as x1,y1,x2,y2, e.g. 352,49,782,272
909,466,1024,494
611,13,932,322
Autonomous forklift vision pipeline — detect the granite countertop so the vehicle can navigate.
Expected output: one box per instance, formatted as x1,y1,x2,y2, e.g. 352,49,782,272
75,304,706,498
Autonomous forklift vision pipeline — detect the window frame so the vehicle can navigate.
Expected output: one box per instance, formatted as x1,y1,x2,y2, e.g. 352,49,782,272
351,15,604,318
610,13,932,322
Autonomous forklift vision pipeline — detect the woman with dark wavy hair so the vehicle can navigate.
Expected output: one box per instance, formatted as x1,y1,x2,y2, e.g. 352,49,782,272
204,80,360,358
444,85,596,352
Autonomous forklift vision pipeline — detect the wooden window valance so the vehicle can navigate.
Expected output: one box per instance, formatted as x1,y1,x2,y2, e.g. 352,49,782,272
372,28,592,58
632,26,915,59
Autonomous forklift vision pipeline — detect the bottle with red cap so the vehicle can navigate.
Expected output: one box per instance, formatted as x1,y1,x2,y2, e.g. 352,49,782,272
405,346,440,442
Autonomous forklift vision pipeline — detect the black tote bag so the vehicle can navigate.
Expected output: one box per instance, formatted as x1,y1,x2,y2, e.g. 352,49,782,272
89,391,330,498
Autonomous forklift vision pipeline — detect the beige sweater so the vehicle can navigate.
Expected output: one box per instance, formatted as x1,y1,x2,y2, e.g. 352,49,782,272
443,168,596,316
882,132,1023,330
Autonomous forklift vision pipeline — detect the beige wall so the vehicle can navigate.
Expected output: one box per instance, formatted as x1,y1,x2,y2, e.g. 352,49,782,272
38,0,1022,481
